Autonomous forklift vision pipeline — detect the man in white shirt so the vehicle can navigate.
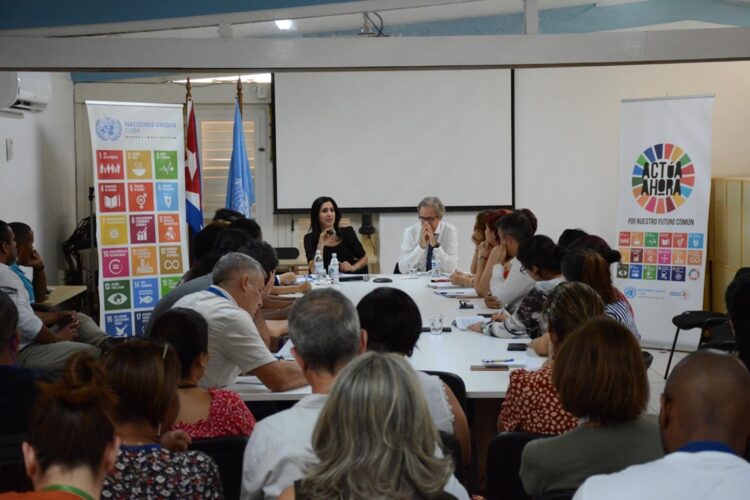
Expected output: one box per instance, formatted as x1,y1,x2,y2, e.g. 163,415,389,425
240,288,366,500
574,350,750,500
398,196,458,274
173,252,305,391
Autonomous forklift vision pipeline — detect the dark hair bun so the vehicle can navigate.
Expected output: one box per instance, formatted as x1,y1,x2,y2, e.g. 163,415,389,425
518,209,538,235
604,249,622,264
54,353,114,410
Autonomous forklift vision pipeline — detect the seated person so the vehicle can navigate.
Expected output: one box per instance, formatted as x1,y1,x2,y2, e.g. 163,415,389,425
398,196,458,274
241,288,366,500
0,290,52,437
0,221,107,375
3,353,120,499
101,340,222,499
725,268,750,371
557,228,588,249
280,352,469,500
304,197,367,275
449,209,491,285
8,222,48,303
356,287,470,465
521,317,663,497
484,209,537,310
498,282,603,435
180,221,228,284
465,209,513,295
151,308,256,439
470,234,564,339
173,253,306,391
228,217,298,288
532,242,638,356
574,350,750,500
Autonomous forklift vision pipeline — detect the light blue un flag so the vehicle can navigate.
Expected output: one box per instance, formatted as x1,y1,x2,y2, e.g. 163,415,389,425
225,99,254,216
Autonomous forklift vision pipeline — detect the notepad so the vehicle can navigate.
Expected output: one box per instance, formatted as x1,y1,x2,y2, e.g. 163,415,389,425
434,288,479,298
452,316,489,330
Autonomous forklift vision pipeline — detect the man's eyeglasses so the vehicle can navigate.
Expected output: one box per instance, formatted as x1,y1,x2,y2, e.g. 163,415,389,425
418,216,438,223
519,265,528,275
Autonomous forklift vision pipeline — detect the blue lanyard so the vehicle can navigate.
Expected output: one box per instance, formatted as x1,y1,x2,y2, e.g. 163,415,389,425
207,285,230,300
676,441,736,455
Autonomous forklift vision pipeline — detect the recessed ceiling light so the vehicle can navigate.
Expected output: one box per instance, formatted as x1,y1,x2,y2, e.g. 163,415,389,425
172,73,272,84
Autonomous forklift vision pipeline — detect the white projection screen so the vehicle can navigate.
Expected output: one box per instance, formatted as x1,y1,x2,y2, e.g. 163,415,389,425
273,69,513,212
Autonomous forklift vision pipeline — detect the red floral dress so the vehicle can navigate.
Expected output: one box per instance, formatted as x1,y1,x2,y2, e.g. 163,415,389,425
498,365,578,435
172,388,256,438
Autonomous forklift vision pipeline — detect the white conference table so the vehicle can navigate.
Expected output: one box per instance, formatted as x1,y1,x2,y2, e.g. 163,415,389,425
227,274,545,402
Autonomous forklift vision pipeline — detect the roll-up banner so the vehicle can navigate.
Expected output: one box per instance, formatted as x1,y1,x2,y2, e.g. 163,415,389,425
86,101,189,337
614,95,715,349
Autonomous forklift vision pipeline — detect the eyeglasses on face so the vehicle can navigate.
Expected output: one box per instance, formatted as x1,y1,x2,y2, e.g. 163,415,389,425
418,216,438,222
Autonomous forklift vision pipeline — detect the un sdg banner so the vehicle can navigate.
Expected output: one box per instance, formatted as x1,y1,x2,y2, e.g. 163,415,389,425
614,95,714,349
86,101,189,337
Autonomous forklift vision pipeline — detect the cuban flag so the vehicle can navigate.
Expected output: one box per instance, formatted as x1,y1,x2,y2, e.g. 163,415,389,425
185,99,204,232
225,99,254,217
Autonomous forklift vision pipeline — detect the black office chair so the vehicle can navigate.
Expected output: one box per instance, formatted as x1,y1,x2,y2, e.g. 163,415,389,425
641,350,654,369
422,370,467,416
0,433,31,493
275,247,300,260
189,435,249,500
486,432,548,500
665,311,730,378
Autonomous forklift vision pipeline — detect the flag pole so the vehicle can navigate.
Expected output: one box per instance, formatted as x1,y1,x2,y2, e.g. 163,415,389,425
236,77,243,117
184,76,192,141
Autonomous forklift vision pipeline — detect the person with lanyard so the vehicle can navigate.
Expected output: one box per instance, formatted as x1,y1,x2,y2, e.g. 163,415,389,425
398,196,458,274
100,339,223,499
0,352,120,500
574,350,750,500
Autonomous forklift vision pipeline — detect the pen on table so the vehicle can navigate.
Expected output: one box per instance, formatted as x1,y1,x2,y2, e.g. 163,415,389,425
483,358,514,363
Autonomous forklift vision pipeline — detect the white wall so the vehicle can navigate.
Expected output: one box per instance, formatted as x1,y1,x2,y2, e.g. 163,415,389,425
0,73,76,281
515,61,750,246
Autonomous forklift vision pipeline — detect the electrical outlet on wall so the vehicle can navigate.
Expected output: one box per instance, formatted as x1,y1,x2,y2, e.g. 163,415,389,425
4,138,12,162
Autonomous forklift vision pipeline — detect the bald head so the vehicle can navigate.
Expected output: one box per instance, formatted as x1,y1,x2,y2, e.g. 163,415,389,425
660,350,750,455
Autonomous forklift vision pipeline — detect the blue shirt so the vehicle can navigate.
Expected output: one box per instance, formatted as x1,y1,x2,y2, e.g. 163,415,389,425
9,262,34,303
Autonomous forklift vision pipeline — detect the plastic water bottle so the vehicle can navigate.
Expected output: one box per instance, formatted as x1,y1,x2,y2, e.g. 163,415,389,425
431,257,439,276
328,253,340,284
314,250,326,282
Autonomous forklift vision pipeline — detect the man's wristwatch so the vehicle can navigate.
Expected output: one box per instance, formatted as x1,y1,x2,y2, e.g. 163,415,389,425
432,242,440,249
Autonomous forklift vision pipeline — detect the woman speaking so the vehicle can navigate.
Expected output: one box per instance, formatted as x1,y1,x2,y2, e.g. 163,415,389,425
304,196,368,274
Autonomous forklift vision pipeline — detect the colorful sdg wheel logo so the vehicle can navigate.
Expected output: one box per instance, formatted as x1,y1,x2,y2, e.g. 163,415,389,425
632,143,695,214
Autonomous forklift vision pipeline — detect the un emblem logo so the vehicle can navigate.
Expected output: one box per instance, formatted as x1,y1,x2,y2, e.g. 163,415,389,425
624,287,637,299
95,117,122,141
231,179,250,216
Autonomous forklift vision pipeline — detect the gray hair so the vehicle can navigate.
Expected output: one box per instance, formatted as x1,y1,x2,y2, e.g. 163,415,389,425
289,288,361,374
212,252,264,286
417,196,445,218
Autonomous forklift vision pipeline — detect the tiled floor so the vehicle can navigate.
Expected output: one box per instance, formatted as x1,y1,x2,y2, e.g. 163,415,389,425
643,347,689,414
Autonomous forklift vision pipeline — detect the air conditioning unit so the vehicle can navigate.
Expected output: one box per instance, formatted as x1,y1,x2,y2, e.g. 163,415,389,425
0,72,51,113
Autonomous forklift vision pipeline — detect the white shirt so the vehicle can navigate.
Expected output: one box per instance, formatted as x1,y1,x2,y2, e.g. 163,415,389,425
173,286,276,388
415,370,455,434
0,262,43,350
240,393,326,500
574,450,750,500
398,220,459,273
489,257,535,312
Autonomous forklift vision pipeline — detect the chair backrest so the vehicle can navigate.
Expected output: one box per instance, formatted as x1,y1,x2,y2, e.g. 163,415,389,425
0,433,32,493
275,247,300,260
421,370,467,415
189,435,249,500
641,351,654,369
486,432,548,500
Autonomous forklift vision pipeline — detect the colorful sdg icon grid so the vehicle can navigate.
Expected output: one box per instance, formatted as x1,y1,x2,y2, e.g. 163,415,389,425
617,231,704,283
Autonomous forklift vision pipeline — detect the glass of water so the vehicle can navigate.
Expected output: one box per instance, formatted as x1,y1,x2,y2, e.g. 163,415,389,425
429,313,444,335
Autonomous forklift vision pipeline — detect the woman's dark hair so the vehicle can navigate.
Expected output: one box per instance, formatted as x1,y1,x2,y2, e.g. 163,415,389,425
191,223,228,264
568,234,621,264
151,308,208,379
102,339,181,428
496,208,537,243
28,353,117,472
545,281,605,344
562,249,617,304
309,197,341,236
213,208,244,223
186,228,253,281
516,235,564,276
357,287,422,357
553,317,648,424
229,218,263,241
557,228,588,249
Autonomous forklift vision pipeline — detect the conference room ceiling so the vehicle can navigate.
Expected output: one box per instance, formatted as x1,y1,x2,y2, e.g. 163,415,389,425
0,0,745,38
